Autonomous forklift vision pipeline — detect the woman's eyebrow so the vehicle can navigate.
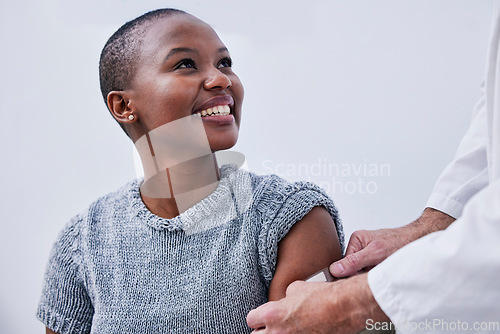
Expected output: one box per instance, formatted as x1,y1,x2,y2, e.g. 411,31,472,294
163,47,229,62
163,47,198,62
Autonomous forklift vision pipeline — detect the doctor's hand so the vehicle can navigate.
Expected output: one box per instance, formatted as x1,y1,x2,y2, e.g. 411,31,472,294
330,208,455,278
246,274,388,334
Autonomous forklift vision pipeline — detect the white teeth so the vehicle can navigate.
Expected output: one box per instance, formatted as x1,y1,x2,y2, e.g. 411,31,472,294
198,105,231,117
196,112,201,117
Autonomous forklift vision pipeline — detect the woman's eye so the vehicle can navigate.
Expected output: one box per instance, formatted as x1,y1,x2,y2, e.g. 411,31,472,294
176,59,196,69
218,57,233,69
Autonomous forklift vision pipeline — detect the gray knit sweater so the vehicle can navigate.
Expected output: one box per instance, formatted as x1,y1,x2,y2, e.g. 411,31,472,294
37,164,344,334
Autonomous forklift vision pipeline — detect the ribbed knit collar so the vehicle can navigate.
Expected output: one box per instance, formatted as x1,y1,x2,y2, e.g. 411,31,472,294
128,164,240,233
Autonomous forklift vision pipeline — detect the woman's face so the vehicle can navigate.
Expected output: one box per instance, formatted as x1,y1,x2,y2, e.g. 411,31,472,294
126,14,244,152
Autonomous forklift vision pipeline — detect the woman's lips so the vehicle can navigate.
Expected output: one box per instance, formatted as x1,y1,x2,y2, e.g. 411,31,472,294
198,113,234,125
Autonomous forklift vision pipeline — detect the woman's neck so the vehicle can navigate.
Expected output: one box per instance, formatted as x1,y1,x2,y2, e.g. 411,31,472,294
140,153,220,219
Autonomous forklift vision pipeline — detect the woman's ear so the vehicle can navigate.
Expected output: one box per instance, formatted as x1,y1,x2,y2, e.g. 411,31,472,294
107,91,136,123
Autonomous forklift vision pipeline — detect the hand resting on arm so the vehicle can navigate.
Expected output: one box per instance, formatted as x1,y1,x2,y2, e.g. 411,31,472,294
330,207,455,278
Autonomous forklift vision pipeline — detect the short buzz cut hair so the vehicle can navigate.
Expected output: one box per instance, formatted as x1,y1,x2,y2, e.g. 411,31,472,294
99,8,186,134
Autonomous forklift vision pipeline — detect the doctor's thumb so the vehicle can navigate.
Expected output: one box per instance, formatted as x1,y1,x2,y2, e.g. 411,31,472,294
330,250,371,278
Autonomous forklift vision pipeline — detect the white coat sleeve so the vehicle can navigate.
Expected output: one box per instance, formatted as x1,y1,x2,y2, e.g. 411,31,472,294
425,88,489,219
368,179,500,333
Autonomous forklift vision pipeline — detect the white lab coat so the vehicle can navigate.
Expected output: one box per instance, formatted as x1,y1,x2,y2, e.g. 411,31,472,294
368,2,500,333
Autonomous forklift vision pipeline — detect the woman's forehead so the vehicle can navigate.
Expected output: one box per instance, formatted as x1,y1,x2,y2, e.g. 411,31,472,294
142,14,224,52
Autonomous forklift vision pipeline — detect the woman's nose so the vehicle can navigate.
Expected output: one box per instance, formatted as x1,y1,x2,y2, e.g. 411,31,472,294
203,68,232,91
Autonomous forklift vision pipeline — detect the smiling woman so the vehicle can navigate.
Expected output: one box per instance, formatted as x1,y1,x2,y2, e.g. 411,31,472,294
36,8,344,334
105,12,243,152
0,1,492,334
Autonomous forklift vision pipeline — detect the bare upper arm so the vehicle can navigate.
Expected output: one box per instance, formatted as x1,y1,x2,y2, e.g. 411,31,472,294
46,327,58,334
268,206,342,301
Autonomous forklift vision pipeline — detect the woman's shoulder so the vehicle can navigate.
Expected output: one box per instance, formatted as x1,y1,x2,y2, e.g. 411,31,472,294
220,163,334,205
243,171,345,283
89,178,140,210
64,178,141,230
253,172,329,202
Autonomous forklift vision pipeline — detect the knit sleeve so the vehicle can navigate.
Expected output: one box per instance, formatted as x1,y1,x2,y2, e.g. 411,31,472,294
36,216,94,334
256,178,344,285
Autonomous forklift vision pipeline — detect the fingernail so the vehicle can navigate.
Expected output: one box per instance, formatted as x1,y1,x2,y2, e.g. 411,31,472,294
331,263,344,275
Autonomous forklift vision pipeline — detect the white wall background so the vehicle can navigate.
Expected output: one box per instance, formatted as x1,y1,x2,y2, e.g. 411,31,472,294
0,0,493,332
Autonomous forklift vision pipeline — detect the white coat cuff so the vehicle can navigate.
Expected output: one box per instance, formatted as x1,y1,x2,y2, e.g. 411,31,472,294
425,192,464,219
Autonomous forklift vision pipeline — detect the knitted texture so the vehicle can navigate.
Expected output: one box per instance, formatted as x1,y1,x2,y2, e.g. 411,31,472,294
37,164,344,333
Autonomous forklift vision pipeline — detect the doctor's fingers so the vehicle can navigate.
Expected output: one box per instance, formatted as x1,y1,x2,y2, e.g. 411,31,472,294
345,230,384,256
247,301,300,334
330,239,387,277
247,301,279,330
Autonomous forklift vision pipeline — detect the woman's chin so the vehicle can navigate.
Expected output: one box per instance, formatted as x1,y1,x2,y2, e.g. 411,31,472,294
208,134,239,153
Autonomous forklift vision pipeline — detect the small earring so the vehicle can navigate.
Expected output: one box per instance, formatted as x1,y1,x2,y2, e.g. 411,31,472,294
128,114,135,121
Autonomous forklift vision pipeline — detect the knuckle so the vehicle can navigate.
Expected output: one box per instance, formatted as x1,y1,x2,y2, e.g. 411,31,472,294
353,229,370,238
349,230,365,241
345,253,359,267
352,229,366,236
347,230,371,251
286,280,303,295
